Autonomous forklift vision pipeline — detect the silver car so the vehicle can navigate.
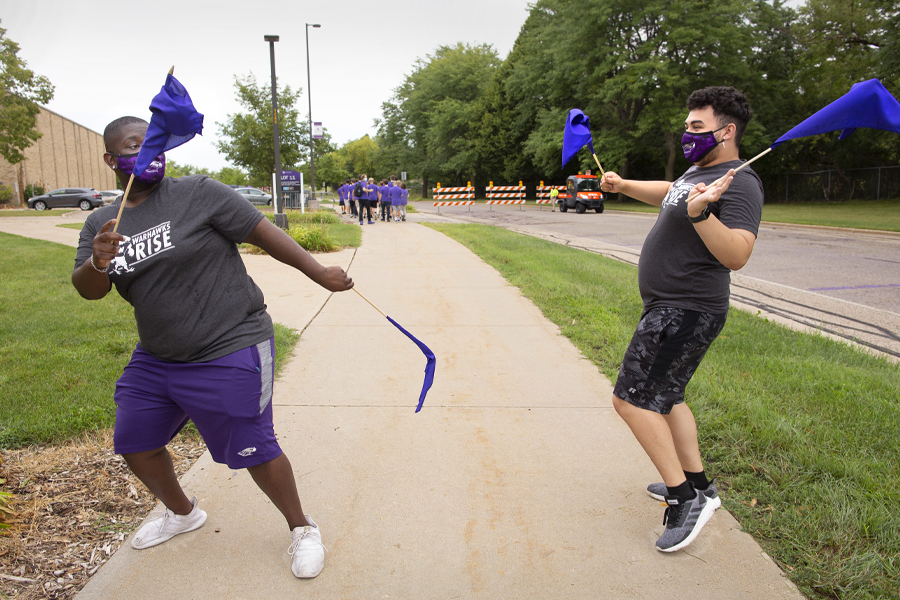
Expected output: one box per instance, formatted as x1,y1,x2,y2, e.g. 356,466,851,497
235,187,272,206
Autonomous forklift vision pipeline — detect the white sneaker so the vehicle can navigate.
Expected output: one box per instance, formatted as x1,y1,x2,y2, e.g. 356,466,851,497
289,516,326,578
131,496,207,549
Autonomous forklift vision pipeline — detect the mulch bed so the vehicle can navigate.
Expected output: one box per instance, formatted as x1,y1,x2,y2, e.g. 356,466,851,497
0,431,206,600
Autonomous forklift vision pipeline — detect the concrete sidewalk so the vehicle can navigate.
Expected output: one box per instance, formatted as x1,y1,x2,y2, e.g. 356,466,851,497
6,214,801,598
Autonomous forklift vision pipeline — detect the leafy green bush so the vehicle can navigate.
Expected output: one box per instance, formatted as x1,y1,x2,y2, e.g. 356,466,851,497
287,224,336,252
23,184,44,201
292,211,341,225
0,184,13,204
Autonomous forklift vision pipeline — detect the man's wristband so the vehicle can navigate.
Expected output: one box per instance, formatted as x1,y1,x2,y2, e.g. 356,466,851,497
688,205,711,223
90,255,109,273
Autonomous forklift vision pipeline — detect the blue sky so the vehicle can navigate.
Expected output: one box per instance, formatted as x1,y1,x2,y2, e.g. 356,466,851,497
2,0,532,171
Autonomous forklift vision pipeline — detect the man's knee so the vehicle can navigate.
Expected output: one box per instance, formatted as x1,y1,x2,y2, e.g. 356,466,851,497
122,446,167,464
612,394,631,417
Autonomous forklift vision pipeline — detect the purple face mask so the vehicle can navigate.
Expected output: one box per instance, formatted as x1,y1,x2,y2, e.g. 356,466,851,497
113,152,166,185
681,125,727,163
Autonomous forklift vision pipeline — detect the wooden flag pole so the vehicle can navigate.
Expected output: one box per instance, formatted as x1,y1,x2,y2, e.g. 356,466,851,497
353,287,386,318
685,146,773,203
111,66,175,234
111,173,135,233
591,153,606,177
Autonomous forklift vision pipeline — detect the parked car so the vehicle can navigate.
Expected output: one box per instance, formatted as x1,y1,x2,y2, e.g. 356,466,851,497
99,189,123,203
235,187,272,206
28,188,104,211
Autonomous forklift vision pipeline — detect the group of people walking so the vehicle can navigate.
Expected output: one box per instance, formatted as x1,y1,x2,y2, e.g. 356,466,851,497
337,174,409,224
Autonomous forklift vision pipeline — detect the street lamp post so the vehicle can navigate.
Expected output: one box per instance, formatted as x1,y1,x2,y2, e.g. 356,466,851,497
264,34,288,229
306,23,320,202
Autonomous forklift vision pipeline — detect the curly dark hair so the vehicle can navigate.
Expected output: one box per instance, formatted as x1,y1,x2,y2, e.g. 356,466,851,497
686,86,752,146
103,116,148,151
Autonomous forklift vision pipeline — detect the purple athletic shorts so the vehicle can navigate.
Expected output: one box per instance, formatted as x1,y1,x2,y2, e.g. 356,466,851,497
113,338,281,469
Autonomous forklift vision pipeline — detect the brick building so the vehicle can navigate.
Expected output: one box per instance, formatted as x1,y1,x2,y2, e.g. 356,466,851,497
0,105,117,206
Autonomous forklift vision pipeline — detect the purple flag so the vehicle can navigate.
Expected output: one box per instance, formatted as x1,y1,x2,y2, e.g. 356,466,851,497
134,74,204,176
562,108,595,168
772,79,900,148
386,316,434,412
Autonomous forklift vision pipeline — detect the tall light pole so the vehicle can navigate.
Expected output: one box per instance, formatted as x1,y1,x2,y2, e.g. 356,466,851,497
264,34,287,229
306,23,320,200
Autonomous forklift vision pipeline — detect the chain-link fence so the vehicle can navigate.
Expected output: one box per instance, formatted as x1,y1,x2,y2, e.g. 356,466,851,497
762,166,900,203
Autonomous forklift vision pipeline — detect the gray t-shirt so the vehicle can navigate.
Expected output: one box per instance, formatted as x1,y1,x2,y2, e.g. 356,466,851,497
75,175,273,362
638,159,764,314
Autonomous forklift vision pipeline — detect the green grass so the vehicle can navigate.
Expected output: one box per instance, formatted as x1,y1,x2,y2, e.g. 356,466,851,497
57,223,83,230
760,198,900,232
0,232,301,449
426,223,900,600
605,200,661,214
0,208,78,217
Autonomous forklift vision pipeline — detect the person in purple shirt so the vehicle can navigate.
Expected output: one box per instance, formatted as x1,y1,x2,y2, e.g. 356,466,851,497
337,181,347,215
345,178,357,218
382,177,396,221
390,181,403,222
357,175,376,225
375,179,384,221
379,179,391,221
400,182,409,221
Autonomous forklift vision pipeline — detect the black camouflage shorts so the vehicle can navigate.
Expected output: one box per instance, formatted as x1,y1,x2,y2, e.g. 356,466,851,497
614,308,727,414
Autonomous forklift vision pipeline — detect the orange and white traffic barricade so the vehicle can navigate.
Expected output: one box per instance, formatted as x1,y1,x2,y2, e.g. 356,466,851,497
485,181,526,211
433,182,475,213
536,182,566,209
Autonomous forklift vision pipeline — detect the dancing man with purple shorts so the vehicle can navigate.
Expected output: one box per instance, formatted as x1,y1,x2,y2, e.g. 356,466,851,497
72,116,354,579
599,87,763,552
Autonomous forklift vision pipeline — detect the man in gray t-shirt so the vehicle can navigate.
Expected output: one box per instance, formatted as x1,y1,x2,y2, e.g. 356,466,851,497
599,87,763,553
72,116,352,579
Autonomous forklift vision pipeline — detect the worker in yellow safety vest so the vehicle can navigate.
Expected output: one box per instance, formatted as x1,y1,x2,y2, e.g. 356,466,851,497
550,187,559,212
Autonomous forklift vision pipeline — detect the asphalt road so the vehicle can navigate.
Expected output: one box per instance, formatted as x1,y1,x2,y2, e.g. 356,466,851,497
413,201,900,360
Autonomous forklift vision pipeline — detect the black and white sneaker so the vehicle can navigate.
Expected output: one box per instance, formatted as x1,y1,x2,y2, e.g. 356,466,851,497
656,493,716,552
647,479,721,510
655,489,716,552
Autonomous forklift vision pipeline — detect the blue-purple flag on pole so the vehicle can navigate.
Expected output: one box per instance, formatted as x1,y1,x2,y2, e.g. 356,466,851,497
386,316,434,413
772,79,900,148
562,108,595,168
134,74,204,176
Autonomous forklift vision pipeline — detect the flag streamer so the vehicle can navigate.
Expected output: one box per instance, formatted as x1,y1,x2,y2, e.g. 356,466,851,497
353,288,433,412
562,109,604,175
113,69,204,233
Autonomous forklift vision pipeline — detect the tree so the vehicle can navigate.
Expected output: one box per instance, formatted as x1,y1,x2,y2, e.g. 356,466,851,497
166,161,213,178
166,160,249,187
215,74,309,187
783,0,900,172
378,43,500,192
292,130,338,189
338,135,380,179
0,21,54,165
214,166,249,187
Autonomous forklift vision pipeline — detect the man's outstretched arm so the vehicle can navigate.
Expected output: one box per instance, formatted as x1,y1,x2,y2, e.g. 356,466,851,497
242,217,353,292
600,172,672,207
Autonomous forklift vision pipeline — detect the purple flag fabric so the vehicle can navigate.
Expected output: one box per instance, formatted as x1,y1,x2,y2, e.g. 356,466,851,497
386,316,434,413
562,108,595,168
134,74,204,176
772,79,900,148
